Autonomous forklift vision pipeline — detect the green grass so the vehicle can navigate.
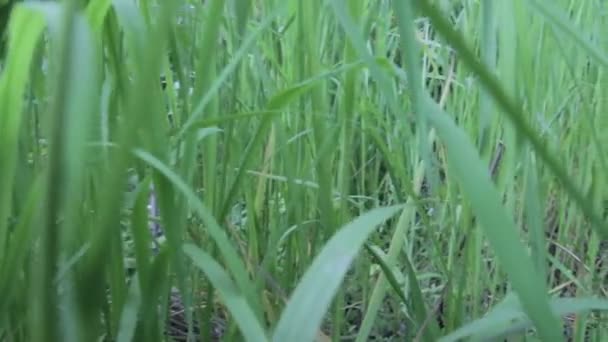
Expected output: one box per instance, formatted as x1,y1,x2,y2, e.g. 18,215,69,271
0,0,607,341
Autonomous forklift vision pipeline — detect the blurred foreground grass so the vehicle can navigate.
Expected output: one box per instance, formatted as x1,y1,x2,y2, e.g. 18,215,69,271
0,0,607,341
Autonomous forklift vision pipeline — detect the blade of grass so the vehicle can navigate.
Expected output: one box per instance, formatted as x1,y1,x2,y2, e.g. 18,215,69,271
184,244,269,342
219,81,318,220
527,0,608,69
422,96,564,340
524,153,548,278
178,2,288,139
357,162,440,341
389,3,564,340
132,149,263,319
116,276,141,342
272,205,403,342
0,3,46,274
34,1,80,341
440,294,608,342
415,0,606,240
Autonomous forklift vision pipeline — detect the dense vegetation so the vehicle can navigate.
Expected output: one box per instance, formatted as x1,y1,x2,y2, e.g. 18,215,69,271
0,0,607,341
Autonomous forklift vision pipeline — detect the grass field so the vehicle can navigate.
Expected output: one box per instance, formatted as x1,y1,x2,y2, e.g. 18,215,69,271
1,0,607,341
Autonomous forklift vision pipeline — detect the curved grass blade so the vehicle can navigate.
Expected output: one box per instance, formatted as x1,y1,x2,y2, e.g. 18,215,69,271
330,0,566,338
422,98,563,341
132,149,263,319
389,2,563,340
358,198,439,341
440,294,608,342
272,205,403,342
363,243,441,341
414,0,606,240
184,244,269,342
363,244,408,308
361,244,417,338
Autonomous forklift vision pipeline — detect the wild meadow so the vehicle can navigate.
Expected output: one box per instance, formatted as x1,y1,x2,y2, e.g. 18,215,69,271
0,0,607,341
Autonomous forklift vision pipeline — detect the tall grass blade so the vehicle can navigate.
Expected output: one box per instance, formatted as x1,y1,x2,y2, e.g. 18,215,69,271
0,3,45,271
273,205,403,342
184,244,269,342
422,98,564,340
133,149,262,315
415,0,607,240
441,294,608,342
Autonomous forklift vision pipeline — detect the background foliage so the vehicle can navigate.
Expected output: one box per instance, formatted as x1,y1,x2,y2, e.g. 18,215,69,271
0,0,607,341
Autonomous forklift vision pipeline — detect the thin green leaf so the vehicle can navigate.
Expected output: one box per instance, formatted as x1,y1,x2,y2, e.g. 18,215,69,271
415,0,607,241
423,97,563,341
441,294,608,341
273,205,403,342
0,2,46,267
184,244,269,342
116,276,142,342
132,149,262,318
